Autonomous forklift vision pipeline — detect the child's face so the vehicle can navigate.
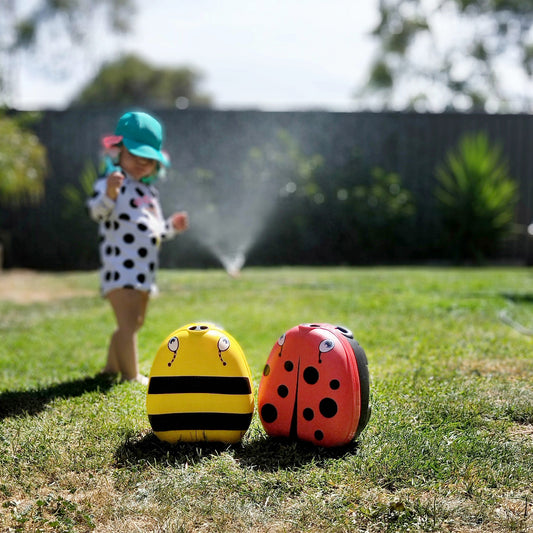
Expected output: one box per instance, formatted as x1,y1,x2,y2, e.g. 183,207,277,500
119,147,158,180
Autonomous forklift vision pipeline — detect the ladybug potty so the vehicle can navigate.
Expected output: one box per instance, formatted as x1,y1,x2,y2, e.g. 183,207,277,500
146,323,254,444
258,323,371,447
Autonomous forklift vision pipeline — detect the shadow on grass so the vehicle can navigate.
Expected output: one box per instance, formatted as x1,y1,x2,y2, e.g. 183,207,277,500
0,375,116,419
115,430,361,471
501,292,533,304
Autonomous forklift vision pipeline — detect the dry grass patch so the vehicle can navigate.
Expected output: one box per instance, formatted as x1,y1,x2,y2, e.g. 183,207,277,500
509,423,533,441
459,358,532,380
0,269,94,303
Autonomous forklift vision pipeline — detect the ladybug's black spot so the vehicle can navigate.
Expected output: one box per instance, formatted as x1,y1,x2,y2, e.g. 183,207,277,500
277,385,289,398
303,366,319,385
319,398,338,418
330,379,340,390
314,430,324,441
284,361,294,372
303,408,314,421
261,404,278,424
263,364,271,376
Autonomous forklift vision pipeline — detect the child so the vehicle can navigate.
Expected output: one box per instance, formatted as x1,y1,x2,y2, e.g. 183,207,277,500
87,111,188,384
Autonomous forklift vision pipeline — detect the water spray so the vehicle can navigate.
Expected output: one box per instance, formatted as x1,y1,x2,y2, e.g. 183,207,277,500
219,251,246,278
160,130,312,275
170,171,279,278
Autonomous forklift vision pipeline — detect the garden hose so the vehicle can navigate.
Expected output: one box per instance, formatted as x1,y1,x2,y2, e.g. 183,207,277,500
498,308,533,336
499,293,533,337
498,225,533,336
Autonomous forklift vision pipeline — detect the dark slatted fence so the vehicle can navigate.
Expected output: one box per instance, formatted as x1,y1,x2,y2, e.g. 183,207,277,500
3,108,533,268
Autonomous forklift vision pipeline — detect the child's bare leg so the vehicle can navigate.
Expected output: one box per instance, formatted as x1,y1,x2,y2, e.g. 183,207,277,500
106,288,149,381
102,331,120,374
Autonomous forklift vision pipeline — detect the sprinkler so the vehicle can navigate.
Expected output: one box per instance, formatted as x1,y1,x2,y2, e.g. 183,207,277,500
220,251,245,278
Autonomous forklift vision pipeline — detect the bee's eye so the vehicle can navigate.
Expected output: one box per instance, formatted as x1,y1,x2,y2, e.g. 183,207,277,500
168,336,179,353
218,336,230,352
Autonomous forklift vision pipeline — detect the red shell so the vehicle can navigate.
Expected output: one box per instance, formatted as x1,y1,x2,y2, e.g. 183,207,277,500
258,323,370,447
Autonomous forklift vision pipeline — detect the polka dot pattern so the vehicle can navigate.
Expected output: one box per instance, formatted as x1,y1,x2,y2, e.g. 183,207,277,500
89,175,172,295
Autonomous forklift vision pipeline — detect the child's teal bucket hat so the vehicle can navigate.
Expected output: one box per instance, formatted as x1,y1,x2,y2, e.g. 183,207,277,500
103,111,170,167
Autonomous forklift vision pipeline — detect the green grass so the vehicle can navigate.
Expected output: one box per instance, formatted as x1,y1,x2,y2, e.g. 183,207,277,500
0,267,532,532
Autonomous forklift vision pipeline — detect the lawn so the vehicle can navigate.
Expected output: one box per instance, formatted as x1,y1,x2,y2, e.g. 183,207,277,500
0,267,532,532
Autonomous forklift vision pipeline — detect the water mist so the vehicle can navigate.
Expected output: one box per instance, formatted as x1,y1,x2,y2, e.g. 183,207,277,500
165,134,299,276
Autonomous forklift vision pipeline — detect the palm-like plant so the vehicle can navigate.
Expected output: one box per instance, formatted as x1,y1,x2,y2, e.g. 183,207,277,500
435,132,517,262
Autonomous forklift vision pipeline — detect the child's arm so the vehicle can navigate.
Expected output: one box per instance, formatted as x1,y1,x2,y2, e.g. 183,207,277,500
161,211,189,241
171,211,189,232
87,172,122,222
105,171,124,201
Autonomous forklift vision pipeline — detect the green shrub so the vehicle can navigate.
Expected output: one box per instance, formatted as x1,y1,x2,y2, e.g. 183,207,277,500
352,167,416,250
285,150,417,264
0,113,47,206
435,132,517,262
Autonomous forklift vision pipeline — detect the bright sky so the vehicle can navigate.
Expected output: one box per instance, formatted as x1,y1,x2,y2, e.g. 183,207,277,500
11,0,380,111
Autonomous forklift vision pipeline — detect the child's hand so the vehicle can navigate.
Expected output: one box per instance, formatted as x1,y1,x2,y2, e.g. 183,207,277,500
171,211,189,233
106,171,125,201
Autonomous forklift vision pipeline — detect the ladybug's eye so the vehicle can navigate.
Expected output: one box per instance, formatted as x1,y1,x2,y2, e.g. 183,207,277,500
335,326,353,339
168,336,179,353
319,338,335,352
218,336,230,352
278,333,286,346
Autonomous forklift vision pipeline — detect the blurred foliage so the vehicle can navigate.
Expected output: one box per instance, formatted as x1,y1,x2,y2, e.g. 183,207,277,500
361,0,533,111
0,0,135,105
9,0,133,50
0,112,47,206
71,54,211,108
60,161,100,267
258,146,417,265
62,160,97,219
435,132,518,262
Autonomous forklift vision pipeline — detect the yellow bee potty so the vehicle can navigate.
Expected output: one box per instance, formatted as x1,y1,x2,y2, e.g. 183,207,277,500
146,323,254,444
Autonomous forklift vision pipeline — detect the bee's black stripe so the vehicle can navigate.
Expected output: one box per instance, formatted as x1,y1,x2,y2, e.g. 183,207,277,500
148,376,252,395
149,412,253,432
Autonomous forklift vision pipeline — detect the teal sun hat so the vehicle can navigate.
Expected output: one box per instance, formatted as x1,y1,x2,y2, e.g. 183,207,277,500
111,111,170,167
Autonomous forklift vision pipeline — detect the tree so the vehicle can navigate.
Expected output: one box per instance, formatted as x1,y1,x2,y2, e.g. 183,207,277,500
0,0,135,105
0,0,135,267
71,54,212,108
0,0,136,203
359,0,533,112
